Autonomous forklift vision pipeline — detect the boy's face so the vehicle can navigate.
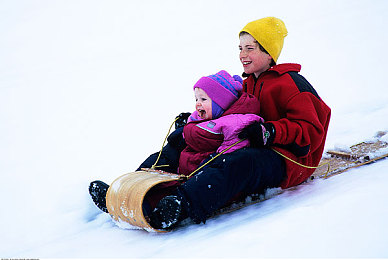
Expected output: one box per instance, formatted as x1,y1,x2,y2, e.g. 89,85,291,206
239,33,272,77
194,88,212,120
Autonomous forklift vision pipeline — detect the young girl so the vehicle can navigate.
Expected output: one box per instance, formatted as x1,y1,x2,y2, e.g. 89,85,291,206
89,70,264,228
177,70,263,176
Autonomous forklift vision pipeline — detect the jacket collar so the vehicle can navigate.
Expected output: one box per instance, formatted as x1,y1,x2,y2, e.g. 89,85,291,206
242,63,301,78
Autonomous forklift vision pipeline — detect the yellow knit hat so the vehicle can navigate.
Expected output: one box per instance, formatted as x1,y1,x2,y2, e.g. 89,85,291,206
240,17,288,63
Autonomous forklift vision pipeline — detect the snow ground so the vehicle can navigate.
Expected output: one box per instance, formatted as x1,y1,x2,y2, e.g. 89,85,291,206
1,0,388,258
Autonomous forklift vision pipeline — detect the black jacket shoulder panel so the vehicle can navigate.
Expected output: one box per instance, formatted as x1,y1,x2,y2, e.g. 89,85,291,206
288,71,321,100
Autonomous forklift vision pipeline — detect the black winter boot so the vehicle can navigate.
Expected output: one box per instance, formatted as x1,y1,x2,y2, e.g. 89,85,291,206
89,180,109,213
149,195,182,230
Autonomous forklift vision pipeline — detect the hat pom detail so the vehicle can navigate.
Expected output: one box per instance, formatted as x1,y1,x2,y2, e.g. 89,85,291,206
233,75,243,84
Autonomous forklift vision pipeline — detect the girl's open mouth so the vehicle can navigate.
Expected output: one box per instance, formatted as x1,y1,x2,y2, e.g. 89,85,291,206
198,109,206,118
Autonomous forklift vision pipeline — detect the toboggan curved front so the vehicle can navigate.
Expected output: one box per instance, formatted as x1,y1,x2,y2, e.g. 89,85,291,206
106,169,182,232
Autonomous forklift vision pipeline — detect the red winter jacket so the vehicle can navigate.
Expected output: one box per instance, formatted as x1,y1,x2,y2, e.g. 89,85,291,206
243,63,331,188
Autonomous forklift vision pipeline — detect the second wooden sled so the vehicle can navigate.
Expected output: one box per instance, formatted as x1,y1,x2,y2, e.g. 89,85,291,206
106,169,183,232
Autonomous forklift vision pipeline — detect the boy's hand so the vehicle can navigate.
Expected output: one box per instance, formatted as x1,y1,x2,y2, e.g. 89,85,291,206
238,122,275,147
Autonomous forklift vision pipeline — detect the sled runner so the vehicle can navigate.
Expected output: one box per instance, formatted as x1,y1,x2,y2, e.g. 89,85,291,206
106,169,184,232
311,131,388,179
105,135,246,232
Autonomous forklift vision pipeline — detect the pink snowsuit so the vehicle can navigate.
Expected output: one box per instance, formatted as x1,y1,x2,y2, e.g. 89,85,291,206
179,92,263,176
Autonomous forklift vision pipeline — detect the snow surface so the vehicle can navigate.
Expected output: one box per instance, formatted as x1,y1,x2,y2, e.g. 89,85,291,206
1,0,388,258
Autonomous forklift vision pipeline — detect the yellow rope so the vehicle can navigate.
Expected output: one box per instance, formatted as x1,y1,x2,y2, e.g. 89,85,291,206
185,139,246,179
184,144,330,179
150,117,179,170
151,117,330,178
271,148,330,177
271,148,318,169
322,162,331,178
150,116,245,177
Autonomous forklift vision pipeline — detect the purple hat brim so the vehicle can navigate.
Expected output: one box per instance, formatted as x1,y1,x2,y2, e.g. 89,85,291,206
194,77,239,110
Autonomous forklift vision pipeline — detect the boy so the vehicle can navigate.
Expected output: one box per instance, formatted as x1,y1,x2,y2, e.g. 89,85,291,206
157,17,330,228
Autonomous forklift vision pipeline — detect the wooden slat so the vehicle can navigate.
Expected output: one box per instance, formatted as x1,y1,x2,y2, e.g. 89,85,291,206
106,170,181,232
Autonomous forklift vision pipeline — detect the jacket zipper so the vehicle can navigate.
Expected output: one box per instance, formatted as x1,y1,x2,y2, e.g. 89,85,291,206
251,75,264,100
257,82,264,100
246,75,263,100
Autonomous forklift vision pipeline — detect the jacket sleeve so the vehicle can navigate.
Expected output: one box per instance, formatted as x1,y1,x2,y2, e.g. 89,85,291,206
216,114,264,153
167,127,187,152
269,92,330,157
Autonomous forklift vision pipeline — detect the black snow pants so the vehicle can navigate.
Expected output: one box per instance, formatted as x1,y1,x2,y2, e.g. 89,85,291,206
177,147,286,223
136,127,184,173
137,128,286,224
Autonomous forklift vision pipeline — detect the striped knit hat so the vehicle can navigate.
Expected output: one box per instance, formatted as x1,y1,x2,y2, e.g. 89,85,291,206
194,70,243,118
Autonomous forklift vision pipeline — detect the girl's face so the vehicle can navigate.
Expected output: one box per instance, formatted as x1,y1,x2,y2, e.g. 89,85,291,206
239,33,272,78
194,88,212,120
